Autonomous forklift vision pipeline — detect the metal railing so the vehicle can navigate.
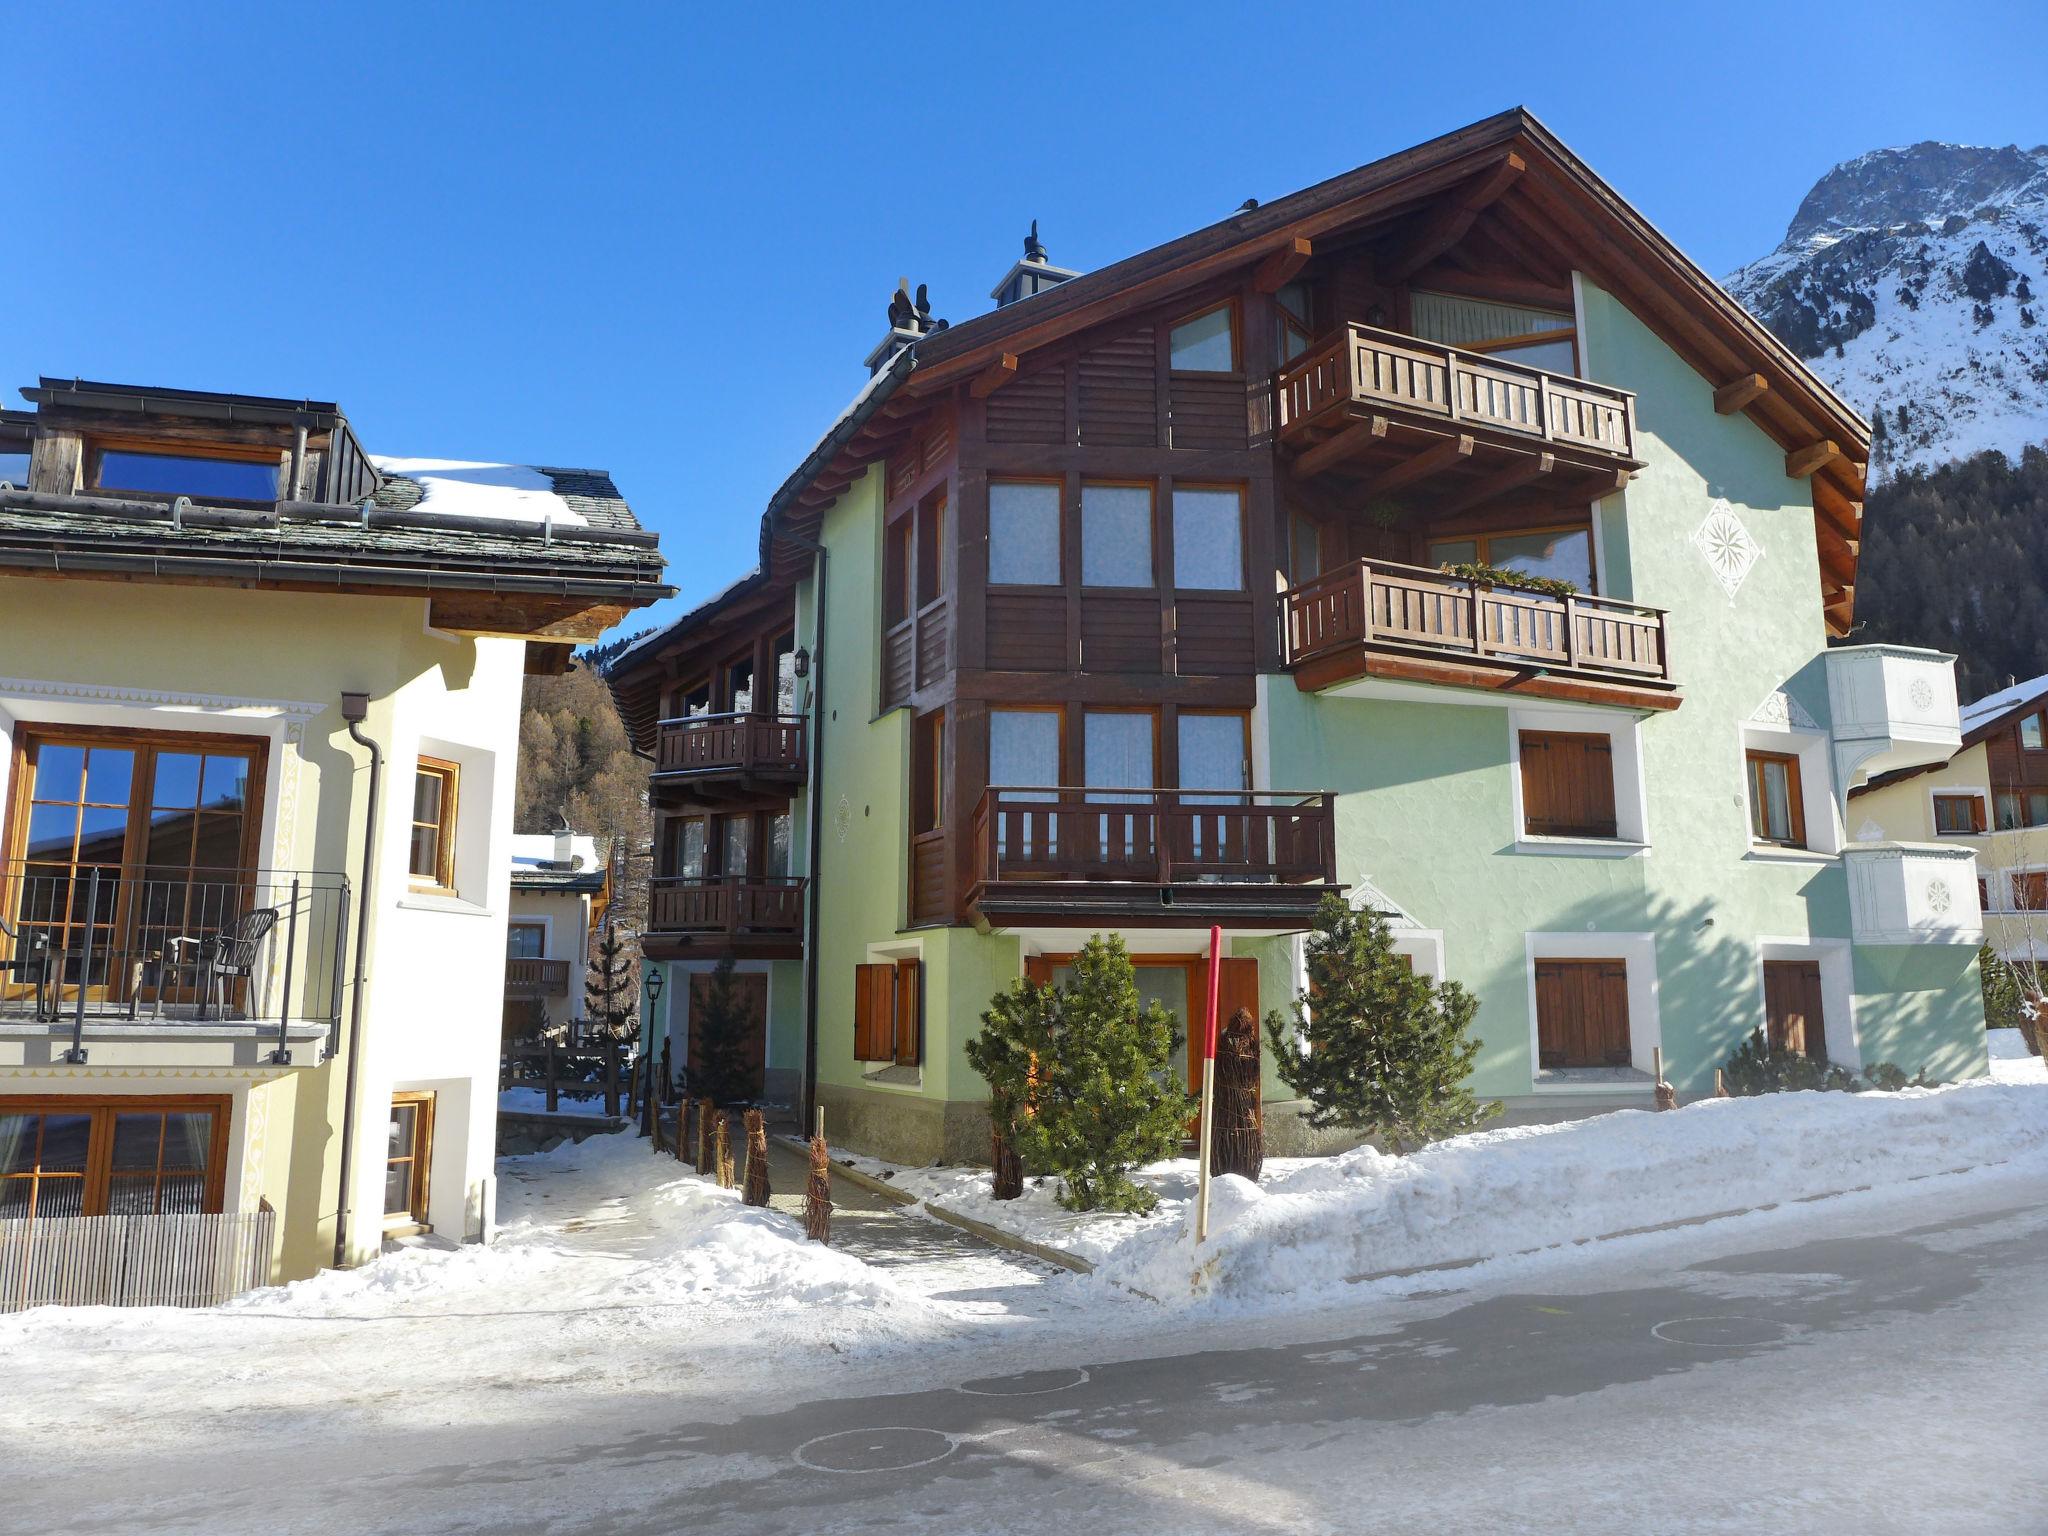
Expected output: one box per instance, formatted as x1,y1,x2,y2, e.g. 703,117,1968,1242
0,862,349,1066
1282,557,1672,684
1276,322,1637,460
970,788,1339,888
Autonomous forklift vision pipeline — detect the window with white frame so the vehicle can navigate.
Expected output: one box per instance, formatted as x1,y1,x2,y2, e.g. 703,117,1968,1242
1509,706,1646,849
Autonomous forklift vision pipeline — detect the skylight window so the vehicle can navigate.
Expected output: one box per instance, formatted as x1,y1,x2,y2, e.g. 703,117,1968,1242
92,447,281,502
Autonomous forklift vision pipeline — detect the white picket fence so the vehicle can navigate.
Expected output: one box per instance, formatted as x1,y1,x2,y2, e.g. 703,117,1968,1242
0,1206,276,1312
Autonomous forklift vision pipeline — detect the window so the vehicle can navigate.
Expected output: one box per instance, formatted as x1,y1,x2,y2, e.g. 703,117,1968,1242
409,759,459,889
913,710,945,835
662,817,708,880
1275,283,1315,367
0,449,29,486
0,1097,226,1219
1289,513,1322,583
853,957,922,1067
2016,872,2048,912
988,481,1062,585
767,812,794,878
1081,483,1153,587
506,921,546,959
916,493,946,607
676,681,712,719
1179,712,1249,793
1428,525,1594,592
1410,291,1578,375
1168,305,1236,372
1084,711,1155,793
1932,792,1988,836
1171,486,1244,591
726,657,754,715
91,445,281,502
883,514,914,627
2023,713,2046,751
384,1093,434,1228
1746,751,1806,846
1996,793,2024,832
773,633,799,714
1519,731,1617,839
1763,961,1828,1060
1533,959,1631,1068
720,814,752,877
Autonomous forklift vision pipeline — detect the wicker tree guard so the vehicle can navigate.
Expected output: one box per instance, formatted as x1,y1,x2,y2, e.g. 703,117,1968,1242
1209,1007,1264,1182
990,1122,1024,1201
804,1134,833,1243
696,1097,715,1172
714,1113,736,1189
742,1109,770,1206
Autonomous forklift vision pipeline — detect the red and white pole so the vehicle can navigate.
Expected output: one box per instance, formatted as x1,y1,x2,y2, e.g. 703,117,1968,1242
1194,923,1223,1243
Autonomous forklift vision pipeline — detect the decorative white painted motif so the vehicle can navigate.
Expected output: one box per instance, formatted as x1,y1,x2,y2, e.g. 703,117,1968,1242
1855,818,1887,842
834,795,853,845
1750,689,1819,731
1909,678,1936,711
0,676,324,718
1925,877,1952,915
1690,500,1762,600
241,1086,270,1213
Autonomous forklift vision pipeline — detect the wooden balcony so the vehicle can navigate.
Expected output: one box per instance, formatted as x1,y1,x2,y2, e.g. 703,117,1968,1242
1276,323,1640,500
1284,557,1678,709
645,876,805,960
966,788,1341,930
651,712,806,806
504,957,571,996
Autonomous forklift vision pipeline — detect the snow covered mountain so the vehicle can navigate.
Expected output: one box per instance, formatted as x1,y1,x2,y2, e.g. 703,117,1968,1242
1725,142,2048,479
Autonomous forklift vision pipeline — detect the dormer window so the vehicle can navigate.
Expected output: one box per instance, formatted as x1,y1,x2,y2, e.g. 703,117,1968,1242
1168,305,1237,372
91,443,282,503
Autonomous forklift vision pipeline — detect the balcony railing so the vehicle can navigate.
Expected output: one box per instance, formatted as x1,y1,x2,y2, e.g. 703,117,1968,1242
1284,558,1673,687
1277,322,1637,461
647,876,805,939
970,789,1338,890
0,862,349,1066
504,957,571,995
653,712,806,783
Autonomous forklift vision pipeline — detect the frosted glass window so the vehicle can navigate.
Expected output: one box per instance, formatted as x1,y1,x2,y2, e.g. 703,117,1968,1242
988,481,1061,585
1410,291,1573,349
990,711,1060,791
1169,306,1236,372
1081,484,1152,587
1171,487,1243,590
1179,715,1247,793
1489,338,1577,374
1084,712,1154,791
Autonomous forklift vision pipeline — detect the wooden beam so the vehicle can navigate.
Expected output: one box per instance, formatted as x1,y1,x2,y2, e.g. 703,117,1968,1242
1714,374,1769,414
1787,440,1844,479
1292,415,1389,479
1433,451,1554,516
970,353,1019,399
1357,433,1474,498
1381,153,1526,283
1253,236,1314,294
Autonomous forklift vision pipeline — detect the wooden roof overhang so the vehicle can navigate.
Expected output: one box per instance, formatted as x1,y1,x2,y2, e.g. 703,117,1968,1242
900,107,1868,634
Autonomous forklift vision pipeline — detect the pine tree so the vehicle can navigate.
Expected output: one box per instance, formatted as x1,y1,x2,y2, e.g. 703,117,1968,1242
690,953,756,1106
583,919,637,1049
964,975,1051,1200
1265,895,1497,1153
1979,944,2023,1032
968,934,1189,1213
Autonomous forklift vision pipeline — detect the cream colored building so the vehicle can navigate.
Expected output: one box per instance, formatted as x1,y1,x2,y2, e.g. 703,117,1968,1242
1851,674,2048,965
505,828,607,1041
0,379,666,1300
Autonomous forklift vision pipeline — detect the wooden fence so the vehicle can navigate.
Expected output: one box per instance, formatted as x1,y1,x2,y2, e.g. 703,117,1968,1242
0,1205,275,1312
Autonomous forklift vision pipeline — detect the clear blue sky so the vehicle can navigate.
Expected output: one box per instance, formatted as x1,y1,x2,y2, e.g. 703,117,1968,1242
14,2,2045,637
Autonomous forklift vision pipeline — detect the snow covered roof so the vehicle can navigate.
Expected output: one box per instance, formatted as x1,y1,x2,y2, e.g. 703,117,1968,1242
1962,673,2048,733
510,832,607,892
370,459,642,534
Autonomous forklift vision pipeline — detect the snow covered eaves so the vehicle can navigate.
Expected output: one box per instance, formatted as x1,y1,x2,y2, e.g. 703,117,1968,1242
1961,672,2048,734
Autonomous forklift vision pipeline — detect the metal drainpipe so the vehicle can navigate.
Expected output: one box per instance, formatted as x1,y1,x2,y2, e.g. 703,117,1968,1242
778,530,829,1136
289,424,308,500
333,692,381,1271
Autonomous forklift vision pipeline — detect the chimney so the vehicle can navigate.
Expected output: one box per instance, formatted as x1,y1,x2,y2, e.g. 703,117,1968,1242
990,220,1080,309
553,812,578,870
864,278,948,375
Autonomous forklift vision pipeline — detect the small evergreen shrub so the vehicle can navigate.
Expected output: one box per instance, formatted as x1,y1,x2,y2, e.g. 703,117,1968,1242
1266,895,1498,1153
964,974,1059,1201
1720,1029,1936,1095
1979,945,2024,1032
966,934,1189,1213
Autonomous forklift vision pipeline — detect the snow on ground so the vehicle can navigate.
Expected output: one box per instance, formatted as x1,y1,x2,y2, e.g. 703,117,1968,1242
369,457,587,524
859,1077,2048,1307
1989,1026,2046,1083
497,1086,618,1117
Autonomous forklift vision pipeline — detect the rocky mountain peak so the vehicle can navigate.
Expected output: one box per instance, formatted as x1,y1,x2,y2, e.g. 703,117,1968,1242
1783,141,2048,248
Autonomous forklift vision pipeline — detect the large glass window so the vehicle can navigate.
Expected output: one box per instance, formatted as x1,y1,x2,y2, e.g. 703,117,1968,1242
1084,712,1155,792
1428,526,1594,592
1410,291,1577,375
1289,513,1322,583
1081,483,1153,587
721,814,752,877
506,921,546,959
989,710,1060,790
92,447,281,502
988,481,1061,585
1932,792,1986,836
1171,487,1244,591
0,1098,223,1219
1179,713,1249,794
767,813,794,877
2022,712,2046,751
1169,305,1237,372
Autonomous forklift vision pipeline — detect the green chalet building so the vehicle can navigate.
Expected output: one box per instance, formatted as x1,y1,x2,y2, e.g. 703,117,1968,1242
610,109,1987,1163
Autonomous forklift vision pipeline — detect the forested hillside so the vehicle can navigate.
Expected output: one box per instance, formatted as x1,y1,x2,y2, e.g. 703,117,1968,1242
1852,445,2048,702
515,655,649,855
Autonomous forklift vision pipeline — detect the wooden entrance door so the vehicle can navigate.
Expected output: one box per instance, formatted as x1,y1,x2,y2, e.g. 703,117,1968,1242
1534,959,1631,1068
1762,961,1827,1059
1189,955,1259,1094
688,970,767,1100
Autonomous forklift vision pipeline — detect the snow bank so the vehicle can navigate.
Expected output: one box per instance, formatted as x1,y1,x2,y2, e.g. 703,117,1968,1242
370,457,586,525
1989,1028,2045,1083
1095,1082,2048,1306
498,1086,617,1118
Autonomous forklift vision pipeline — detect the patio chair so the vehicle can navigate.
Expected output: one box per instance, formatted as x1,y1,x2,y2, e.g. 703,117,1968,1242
0,917,51,1021
164,906,278,1021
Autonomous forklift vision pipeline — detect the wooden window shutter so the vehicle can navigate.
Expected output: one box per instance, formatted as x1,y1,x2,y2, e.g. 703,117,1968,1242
852,963,897,1062
893,958,923,1067
1595,961,1631,1066
1520,732,1617,839
1025,955,1053,988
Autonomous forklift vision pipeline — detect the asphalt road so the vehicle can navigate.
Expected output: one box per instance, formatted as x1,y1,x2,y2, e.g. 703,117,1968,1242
14,1166,2045,1536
